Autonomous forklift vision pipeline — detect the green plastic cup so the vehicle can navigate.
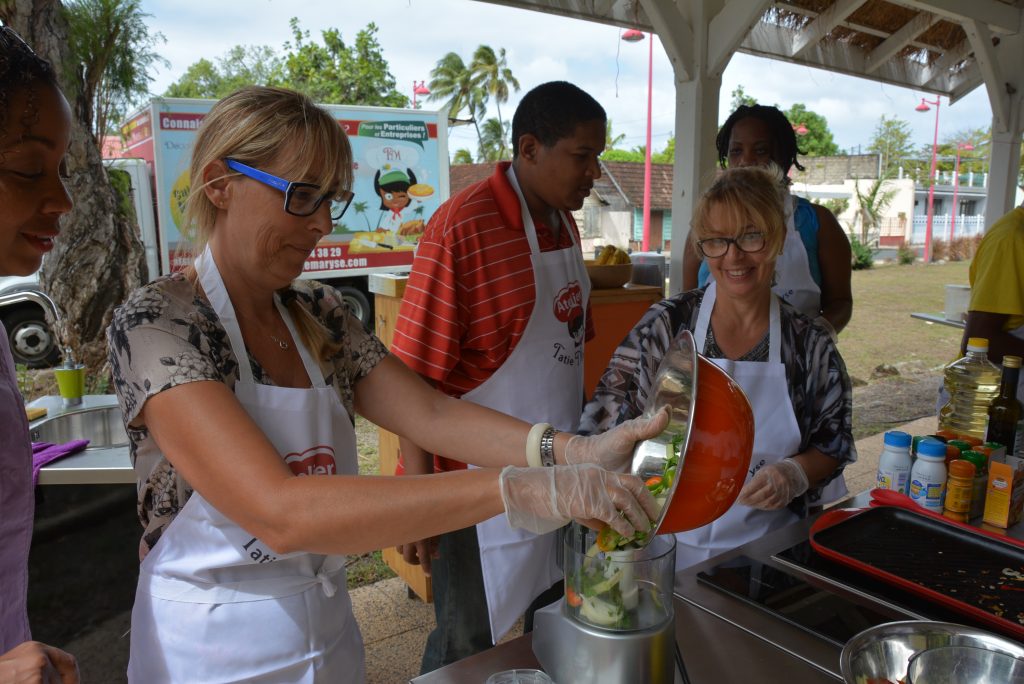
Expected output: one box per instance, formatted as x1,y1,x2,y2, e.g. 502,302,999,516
53,366,85,400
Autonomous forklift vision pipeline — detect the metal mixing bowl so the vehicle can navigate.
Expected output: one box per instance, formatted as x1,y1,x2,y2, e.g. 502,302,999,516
907,645,1024,683
840,621,1024,684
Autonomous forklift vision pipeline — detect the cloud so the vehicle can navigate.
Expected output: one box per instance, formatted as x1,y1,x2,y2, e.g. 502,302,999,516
140,0,994,156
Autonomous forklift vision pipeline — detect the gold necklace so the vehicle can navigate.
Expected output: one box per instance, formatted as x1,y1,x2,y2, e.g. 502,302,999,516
269,333,290,350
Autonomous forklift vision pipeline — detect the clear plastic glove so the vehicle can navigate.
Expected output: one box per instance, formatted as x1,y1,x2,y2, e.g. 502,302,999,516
499,463,660,535
737,458,809,510
564,407,670,472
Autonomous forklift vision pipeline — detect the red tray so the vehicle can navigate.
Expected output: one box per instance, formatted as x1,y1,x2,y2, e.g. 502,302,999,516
810,489,1024,641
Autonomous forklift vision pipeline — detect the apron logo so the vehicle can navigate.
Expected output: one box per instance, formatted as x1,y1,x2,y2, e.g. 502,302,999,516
552,281,585,347
285,445,338,476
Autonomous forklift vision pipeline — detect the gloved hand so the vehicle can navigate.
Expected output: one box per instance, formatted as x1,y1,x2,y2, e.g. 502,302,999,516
737,458,809,510
499,463,660,535
564,407,670,472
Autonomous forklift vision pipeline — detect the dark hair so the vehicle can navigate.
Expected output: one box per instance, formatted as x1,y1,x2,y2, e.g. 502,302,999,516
373,167,417,211
511,81,605,157
716,104,805,175
0,26,59,140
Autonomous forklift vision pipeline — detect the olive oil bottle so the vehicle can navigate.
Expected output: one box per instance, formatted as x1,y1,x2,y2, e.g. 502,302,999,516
986,355,1024,456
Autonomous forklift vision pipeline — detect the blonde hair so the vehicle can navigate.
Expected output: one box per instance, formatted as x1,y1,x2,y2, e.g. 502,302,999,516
690,165,787,261
184,86,353,361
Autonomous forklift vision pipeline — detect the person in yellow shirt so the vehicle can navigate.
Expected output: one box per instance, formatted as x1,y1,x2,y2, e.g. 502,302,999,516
963,204,1024,377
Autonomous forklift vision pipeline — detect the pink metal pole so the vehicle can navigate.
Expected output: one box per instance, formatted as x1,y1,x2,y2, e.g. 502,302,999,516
950,147,961,242
641,33,653,252
922,98,940,263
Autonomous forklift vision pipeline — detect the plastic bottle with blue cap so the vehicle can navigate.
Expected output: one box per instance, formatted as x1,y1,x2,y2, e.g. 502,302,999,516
909,438,948,512
876,430,913,495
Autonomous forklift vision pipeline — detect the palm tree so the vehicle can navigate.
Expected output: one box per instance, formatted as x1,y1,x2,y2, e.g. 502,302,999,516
605,120,626,149
470,46,519,159
427,51,487,157
452,149,474,165
852,176,898,245
352,200,371,231
479,118,511,162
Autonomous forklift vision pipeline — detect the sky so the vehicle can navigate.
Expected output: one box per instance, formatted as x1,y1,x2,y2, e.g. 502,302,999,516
140,0,993,159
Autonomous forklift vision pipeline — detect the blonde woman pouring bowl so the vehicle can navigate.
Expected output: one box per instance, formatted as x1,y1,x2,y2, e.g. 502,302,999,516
579,166,856,571
106,86,666,683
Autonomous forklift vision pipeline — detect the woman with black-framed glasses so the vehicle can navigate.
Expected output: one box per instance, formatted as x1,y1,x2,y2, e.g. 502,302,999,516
106,86,669,683
580,165,856,573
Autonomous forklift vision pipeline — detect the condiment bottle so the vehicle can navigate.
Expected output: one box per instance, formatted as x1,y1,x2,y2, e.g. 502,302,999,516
939,338,1001,441
943,459,976,522
987,355,1024,456
960,450,989,520
946,439,973,466
910,438,948,512
876,431,913,494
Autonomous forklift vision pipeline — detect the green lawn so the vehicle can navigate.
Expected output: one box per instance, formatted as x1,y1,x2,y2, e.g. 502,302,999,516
839,261,969,383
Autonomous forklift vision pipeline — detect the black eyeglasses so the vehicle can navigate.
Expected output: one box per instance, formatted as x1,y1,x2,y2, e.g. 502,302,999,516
696,231,767,258
224,158,354,220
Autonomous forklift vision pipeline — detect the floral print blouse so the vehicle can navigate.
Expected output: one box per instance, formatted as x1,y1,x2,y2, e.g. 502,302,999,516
578,288,856,513
107,273,388,558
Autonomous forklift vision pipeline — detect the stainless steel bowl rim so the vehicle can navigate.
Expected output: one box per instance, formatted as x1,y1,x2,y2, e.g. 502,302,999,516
840,620,1024,683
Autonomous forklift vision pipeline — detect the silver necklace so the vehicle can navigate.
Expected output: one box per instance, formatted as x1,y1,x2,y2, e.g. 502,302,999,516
269,333,290,350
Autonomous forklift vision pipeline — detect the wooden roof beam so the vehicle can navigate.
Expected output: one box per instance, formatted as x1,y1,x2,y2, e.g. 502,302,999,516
708,0,773,76
921,39,972,88
962,17,1010,129
890,0,1021,35
790,0,867,60
864,11,940,74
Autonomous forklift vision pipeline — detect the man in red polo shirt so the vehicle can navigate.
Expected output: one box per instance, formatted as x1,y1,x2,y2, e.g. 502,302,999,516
392,81,606,672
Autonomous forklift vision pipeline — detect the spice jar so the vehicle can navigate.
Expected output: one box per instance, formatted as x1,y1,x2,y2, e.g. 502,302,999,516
943,459,976,522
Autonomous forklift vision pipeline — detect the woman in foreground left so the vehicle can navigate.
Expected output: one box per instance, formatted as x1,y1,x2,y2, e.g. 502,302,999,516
0,26,79,684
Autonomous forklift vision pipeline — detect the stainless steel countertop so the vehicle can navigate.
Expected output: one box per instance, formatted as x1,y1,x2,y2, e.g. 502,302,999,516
28,395,135,485
411,493,1024,683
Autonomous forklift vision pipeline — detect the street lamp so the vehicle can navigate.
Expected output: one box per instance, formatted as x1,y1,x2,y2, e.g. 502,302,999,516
622,28,653,252
412,81,430,109
915,96,941,262
950,142,975,241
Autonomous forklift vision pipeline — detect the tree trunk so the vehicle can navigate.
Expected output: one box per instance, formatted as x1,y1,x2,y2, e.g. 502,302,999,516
1,0,147,373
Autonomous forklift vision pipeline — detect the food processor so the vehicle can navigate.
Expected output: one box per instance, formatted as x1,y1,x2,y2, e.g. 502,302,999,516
532,525,677,684
533,330,755,683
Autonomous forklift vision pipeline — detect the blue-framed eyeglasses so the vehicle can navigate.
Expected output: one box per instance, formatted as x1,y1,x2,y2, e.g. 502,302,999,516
224,158,354,220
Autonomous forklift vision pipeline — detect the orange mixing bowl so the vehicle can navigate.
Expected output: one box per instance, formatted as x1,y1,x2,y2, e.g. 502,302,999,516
657,356,754,533
630,329,755,536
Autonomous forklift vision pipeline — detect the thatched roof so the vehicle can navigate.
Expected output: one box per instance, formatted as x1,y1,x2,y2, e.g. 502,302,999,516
480,0,1023,103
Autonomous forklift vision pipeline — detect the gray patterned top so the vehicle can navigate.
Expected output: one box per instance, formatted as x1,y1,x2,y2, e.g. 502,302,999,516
578,288,856,514
107,273,388,558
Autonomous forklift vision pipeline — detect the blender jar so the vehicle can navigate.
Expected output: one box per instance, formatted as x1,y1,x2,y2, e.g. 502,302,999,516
562,523,676,631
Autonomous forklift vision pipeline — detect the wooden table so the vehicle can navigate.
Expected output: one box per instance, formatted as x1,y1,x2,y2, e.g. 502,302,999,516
369,275,665,601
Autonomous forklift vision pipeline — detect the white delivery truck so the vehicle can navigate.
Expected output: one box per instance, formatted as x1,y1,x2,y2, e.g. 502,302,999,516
116,97,450,324
1,97,449,364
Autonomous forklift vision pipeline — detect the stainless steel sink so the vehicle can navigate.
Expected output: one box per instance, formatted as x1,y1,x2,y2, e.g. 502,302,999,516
30,406,128,448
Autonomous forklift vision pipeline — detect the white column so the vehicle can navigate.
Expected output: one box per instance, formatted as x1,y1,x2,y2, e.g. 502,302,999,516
982,31,1023,226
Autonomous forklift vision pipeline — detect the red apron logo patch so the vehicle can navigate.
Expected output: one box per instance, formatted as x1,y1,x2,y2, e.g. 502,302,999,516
553,281,585,345
285,445,338,476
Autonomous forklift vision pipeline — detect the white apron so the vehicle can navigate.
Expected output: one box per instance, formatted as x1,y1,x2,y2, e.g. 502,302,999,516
128,247,364,684
470,165,590,643
673,283,803,570
705,192,822,319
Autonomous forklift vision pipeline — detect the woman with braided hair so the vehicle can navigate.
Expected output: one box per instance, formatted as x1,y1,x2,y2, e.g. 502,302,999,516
684,104,853,337
0,25,79,684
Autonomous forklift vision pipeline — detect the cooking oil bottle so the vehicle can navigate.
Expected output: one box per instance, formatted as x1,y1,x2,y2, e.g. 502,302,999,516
938,337,1001,441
